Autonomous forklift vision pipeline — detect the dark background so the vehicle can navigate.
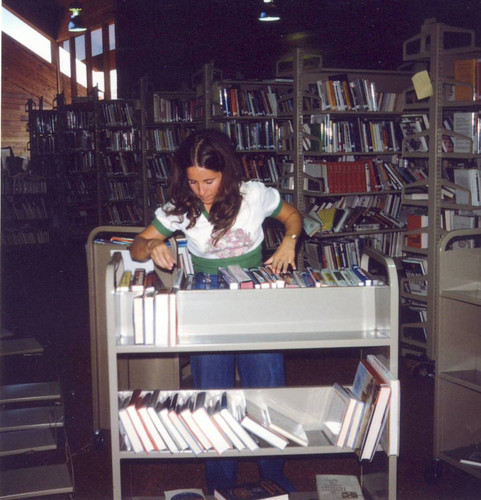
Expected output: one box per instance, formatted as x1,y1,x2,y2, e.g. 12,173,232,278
113,0,481,95
6,0,481,95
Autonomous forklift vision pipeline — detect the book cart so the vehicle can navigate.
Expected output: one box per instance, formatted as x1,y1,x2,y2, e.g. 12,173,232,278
91,227,401,499
430,228,481,481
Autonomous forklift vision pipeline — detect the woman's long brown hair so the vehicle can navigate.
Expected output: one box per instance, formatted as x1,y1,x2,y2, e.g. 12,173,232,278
166,129,242,245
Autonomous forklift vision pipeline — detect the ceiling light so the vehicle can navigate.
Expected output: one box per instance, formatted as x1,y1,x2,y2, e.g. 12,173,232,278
68,3,87,33
259,0,281,22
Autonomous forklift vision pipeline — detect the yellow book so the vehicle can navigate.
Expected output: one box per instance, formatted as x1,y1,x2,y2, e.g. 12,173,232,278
317,207,337,231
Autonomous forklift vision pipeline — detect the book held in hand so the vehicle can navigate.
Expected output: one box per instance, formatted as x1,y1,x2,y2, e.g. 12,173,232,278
214,479,288,500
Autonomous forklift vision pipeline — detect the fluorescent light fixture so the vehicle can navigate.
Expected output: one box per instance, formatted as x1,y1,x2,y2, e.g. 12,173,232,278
259,0,280,22
68,3,87,33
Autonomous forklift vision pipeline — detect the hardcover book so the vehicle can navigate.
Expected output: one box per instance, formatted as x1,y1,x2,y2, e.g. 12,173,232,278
351,360,391,461
366,354,400,456
165,489,206,500
214,480,288,500
241,401,289,450
316,474,364,499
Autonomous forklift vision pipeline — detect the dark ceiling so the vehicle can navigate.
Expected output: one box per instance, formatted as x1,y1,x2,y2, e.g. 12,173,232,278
5,0,481,95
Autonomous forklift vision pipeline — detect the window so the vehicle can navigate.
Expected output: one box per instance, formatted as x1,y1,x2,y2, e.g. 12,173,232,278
2,7,52,63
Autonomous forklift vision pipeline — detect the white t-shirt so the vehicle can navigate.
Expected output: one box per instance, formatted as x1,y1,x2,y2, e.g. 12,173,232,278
153,181,282,271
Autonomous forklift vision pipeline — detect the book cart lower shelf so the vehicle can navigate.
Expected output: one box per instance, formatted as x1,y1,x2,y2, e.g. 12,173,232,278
103,242,400,500
432,229,481,480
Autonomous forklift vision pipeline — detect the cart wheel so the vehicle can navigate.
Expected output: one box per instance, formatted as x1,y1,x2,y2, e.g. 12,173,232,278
424,458,443,484
93,429,106,450
412,361,435,378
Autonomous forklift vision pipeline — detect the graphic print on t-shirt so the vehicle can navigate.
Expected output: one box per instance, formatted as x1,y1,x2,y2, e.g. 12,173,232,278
205,228,254,258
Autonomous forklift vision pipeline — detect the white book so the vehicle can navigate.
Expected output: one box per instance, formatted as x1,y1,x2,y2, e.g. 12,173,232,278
118,394,143,453
158,396,189,451
126,393,155,453
344,399,365,450
454,168,481,206
321,384,352,447
168,293,177,347
179,396,213,451
366,354,400,456
147,405,178,453
192,392,232,455
137,394,167,451
241,413,289,450
220,401,259,452
263,405,309,447
143,290,155,345
168,396,203,456
210,394,246,452
133,294,144,345
154,291,170,346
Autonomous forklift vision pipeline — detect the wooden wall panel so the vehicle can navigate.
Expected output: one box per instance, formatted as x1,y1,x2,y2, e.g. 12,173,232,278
2,33,86,159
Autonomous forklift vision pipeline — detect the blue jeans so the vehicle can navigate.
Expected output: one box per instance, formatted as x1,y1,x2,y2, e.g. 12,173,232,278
191,352,295,493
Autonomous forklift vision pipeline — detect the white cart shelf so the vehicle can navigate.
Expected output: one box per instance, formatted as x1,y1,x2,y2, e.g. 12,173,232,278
101,243,399,499
433,229,481,479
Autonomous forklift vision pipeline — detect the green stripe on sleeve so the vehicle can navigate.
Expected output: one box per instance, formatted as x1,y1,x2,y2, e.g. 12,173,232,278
152,219,175,238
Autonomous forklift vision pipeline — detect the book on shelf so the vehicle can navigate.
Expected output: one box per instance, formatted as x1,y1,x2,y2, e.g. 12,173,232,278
303,213,323,237
321,382,363,449
402,257,428,296
220,393,259,452
179,394,213,452
165,489,206,500
452,112,479,154
454,58,479,101
210,392,246,451
248,398,309,447
157,395,190,451
131,268,146,293
351,360,392,461
454,168,481,206
168,394,203,456
146,391,179,453
366,354,400,456
399,114,429,152
118,392,144,453
192,391,232,455
405,213,428,249
316,474,364,500
136,392,167,451
133,294,145,344
125,390,156,453
227,264,254,289
214,480,288,500
241,401,289,450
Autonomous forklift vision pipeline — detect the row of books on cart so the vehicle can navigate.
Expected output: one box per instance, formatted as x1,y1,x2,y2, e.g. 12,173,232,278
120,264,384,295
117,355,398,463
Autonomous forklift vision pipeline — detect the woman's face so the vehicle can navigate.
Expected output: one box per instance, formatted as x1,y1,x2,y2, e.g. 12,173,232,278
186,165,223,211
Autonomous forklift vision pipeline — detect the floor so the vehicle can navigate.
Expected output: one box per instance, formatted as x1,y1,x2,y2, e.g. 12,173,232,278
1,240,480,499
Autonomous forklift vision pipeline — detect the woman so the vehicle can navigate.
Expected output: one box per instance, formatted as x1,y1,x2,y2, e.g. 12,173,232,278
130,128,302,492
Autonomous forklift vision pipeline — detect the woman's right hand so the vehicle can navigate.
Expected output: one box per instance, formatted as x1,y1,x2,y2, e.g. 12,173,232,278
129,224,177,270
147,239,177,270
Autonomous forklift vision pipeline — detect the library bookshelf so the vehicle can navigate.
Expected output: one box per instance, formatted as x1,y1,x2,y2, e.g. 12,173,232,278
90,227,400,499
400,19,481,361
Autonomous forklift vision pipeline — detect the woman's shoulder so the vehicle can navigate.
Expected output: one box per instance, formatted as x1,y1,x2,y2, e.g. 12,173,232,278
241,179,270,195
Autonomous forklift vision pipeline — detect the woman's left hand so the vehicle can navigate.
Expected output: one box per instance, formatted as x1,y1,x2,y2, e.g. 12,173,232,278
264,238,297,274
